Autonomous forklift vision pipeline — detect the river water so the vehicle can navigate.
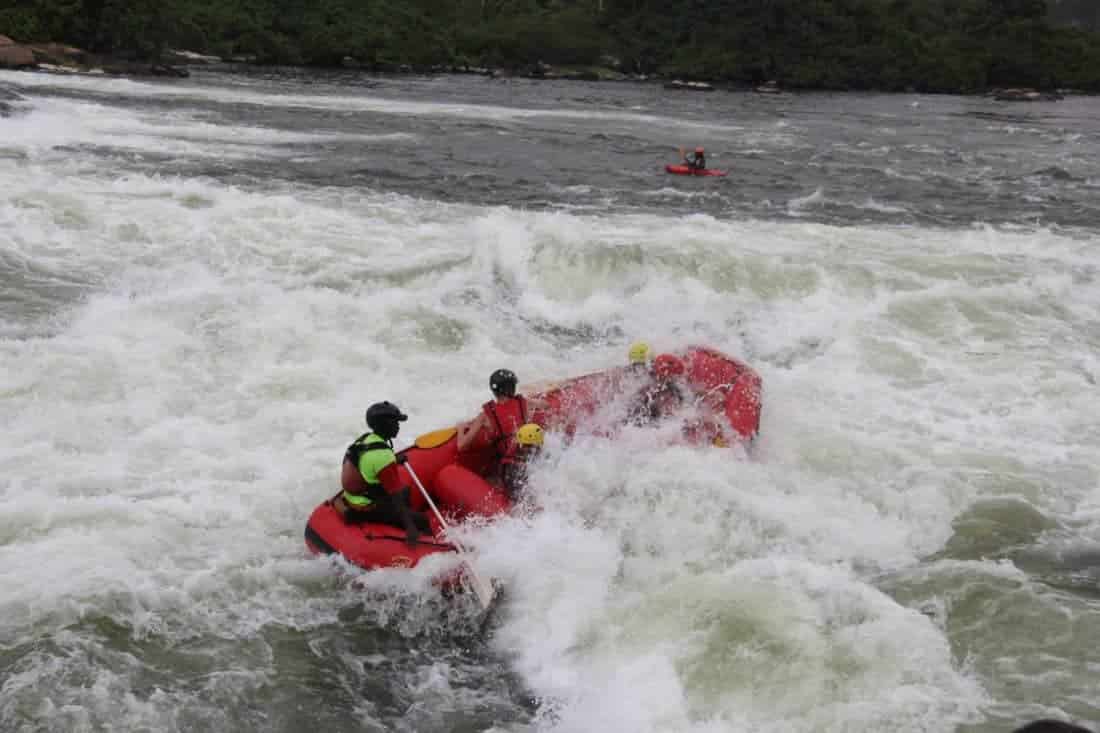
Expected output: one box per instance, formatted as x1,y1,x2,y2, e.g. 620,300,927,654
1,68,1098,733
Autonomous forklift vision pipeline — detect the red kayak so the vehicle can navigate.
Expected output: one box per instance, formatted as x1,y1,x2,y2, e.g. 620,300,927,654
666,164,727,177
305,346,761,576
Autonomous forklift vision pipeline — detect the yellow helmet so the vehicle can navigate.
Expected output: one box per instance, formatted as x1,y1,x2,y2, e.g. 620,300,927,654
628,341,651,365
516,423,544,447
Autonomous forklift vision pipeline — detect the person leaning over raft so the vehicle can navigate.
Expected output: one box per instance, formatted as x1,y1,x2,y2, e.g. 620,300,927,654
458,368,549,473
336,401,431,546
628,340,652,371
626,352,729,446
627,353,687,426
500,423,544,500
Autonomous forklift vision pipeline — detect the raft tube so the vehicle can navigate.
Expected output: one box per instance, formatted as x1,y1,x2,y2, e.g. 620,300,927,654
304,501,453,570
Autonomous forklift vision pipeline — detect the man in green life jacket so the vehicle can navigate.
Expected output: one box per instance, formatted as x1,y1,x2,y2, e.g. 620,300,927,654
336,401,431,546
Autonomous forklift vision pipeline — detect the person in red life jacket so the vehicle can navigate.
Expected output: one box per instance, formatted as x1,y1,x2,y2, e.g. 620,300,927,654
682,146,706,171
500,422,544,500
335,401,431,546
457,368,549,478
627,353,687,426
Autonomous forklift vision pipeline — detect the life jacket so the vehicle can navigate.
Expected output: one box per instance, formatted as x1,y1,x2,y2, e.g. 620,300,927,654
482,395,528,466
340,432,394,507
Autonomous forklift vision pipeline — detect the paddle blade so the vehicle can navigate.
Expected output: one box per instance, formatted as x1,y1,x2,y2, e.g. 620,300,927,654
415,426,458,449
462,560,496,610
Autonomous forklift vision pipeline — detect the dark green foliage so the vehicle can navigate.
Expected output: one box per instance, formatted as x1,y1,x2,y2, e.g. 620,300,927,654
1048,0,1100,30
3,0,1099,91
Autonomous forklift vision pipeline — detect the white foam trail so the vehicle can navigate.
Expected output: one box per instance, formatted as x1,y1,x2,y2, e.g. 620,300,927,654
0,69,740,132
859,197,909,214
0,96,413,161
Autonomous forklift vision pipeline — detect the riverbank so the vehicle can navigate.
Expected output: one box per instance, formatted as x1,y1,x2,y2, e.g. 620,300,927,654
0,36,640,84
5,0,1100,97
0,36,190,78
0,35,1084,102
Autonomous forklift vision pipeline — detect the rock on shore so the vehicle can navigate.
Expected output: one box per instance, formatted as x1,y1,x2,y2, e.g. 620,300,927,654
0,34,189,77
0,34,35,68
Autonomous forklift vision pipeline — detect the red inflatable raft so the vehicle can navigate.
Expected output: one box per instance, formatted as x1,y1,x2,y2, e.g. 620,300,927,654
666,164,727,177
305,346,761,574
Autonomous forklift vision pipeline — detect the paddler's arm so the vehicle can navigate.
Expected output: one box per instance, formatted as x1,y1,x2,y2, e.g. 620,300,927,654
377,461,406,496
379,462,421,546
457,412,489,452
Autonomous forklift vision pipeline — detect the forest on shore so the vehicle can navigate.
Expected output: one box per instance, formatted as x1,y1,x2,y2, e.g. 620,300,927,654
3,0,1100,92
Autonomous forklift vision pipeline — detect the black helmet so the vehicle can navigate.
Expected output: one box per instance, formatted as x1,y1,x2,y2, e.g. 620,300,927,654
489,368,518,397
365,401,408,439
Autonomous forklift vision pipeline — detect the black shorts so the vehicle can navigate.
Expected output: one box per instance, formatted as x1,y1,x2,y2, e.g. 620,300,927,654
343,489,431,532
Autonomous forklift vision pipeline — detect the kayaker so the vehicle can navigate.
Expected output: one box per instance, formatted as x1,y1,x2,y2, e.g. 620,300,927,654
683,146,707,171
336,401,431,546
457,368,549,468
627,353,686,425
500,423,544,499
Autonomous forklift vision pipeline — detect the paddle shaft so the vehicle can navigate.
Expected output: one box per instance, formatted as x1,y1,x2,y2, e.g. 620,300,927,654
404,462,451,531
403,461,495,609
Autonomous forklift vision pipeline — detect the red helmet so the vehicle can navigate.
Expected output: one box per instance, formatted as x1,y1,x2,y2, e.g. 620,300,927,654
651,353,685,380
694,146,705,154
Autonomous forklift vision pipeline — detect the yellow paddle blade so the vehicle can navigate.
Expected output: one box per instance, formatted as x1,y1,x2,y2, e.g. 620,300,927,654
414,426,458,449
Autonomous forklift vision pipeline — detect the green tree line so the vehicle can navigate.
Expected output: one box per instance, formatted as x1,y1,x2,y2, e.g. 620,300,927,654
1048,0,1100,30
2,0,1099,91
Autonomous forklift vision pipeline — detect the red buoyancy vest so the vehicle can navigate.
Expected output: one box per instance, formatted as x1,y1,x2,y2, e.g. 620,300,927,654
482,395,528,465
